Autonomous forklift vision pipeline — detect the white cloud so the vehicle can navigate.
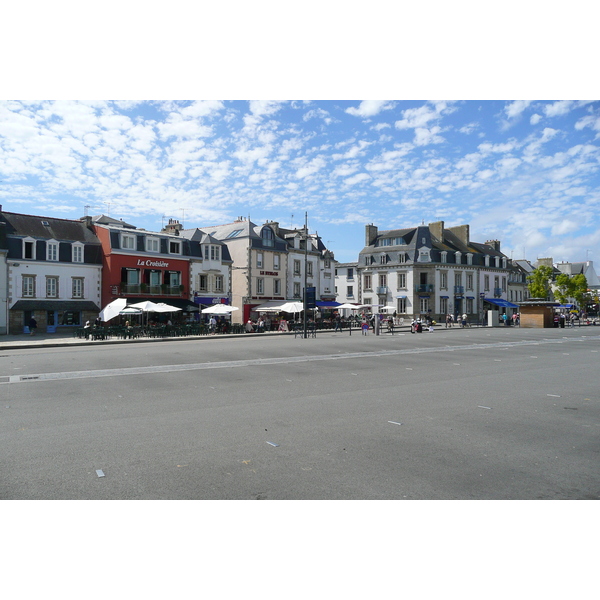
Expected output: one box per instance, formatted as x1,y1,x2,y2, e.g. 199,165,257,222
504,100,531,119
295,156,326,179
181,100,225,118
551,219,579,235
413,126,444,146
543,100,575,117
346,101,394,118
530,114,542,125
344,173,370,186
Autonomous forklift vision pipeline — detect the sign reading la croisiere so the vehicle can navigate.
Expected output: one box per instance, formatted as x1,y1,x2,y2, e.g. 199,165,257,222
136,259,171,268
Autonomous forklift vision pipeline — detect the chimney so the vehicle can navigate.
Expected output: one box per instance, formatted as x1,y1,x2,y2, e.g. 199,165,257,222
269,221,279,235
448,224,470,246
163,218,182,235
485,239,501,252
428,221,444,243
536,257,553,268
365,224,378,247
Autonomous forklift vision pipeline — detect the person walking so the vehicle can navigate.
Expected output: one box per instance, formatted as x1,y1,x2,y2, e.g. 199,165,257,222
334,312,342,332
29,316,37,335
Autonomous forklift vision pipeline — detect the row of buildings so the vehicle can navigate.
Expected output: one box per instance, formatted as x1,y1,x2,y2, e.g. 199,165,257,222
1,205,596,334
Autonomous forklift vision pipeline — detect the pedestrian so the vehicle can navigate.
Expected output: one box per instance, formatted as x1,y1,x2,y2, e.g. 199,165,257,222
245,319,254,333
462,313,467,328
502,313,508,326
334,312,342,332
209,315,216,334
361,316,369,335
28,316,37,335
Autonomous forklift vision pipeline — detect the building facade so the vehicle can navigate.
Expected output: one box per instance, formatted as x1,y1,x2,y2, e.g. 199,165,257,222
356,221,512,321
1,208,102,334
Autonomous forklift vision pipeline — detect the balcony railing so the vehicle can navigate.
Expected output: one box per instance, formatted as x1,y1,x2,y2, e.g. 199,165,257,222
117,284,185,296
376,286,388,295
415,284,434,293
493,287,503,298
454,286,464,295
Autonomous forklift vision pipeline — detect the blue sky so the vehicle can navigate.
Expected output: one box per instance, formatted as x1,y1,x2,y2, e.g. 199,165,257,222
1,99,599,264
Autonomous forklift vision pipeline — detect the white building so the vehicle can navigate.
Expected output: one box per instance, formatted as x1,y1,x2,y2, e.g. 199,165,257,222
1,208,102,334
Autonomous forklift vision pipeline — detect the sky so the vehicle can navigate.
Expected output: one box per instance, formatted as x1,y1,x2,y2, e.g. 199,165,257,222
1,98,599,266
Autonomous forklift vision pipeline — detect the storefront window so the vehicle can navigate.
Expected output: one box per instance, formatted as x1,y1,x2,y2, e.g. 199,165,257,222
60,311,81,326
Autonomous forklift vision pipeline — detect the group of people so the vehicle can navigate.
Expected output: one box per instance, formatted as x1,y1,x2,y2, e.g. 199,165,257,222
445,313,469,328
553,312,579,328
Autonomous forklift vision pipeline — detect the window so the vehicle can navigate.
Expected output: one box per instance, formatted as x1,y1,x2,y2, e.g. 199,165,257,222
72,244,83,263
455,251,462,264
273,254,280,270
440,297,448,314
365,256,370,265
72,277,84,298
307,262,313,277
324,259,331,268
23,239,35,259
485,255,490,267
146,237,160,252
347,286,354,297
484,275,490,291
466,273,473,290
440,251,447,264
47,241,58,261
379,273,387,287
380,254,387,264
397,297,407,313
502,276,507,292
122,234,135,249
204,245,210,260
215,275,224,292
495,257,500,268
294,260,301,275
398,253,406,263
167,271,181,287
418,249,431,262
494,276,500,290
347,268,354,280
363,297,372,306
257,278,264,294
502,258,507,269
378,238,391,247
364,274,372,289
397,272,407,289
211,245,220,261
420,297,429,313
440,271,448,289
467,253,473,265
23,275,35,297
226,229,243,239
466,298,474,313
261,227,275,247
274,279,281,295
293,282,301,298
169,241,181,255
46,276,58,298
455,273,462,287
198,275,207,291
257,252,263,268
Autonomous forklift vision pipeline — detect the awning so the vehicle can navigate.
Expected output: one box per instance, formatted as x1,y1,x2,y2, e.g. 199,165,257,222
11,300,100,312
484,298,519,308
395,295,407,298
466,296,475,299
132,297,200,311
316,301,340,307
440,295,449,299
557,304,575,308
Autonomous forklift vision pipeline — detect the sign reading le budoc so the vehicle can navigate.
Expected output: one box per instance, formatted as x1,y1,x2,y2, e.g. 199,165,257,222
137,259,170,268
259,271,278,276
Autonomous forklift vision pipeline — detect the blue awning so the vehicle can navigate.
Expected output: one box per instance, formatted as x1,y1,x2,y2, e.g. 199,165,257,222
440,295,449,299
316,301,340,307
484,298,519,308
557,304,574,308
396,295,407,298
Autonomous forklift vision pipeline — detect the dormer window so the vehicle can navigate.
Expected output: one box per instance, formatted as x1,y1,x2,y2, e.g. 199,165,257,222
485,255,490,267
72,243,84,263
121,234,135,250
466,253,473,265
23,237,36,260
146,237,160,253
380,254,387,264
47,240,59,261
262,227,275,248
455,251,462,264
502,257,507,269
169,240,181,255
495,256,500,268
398,252,407,263
418,248,431,262
440,251,447,264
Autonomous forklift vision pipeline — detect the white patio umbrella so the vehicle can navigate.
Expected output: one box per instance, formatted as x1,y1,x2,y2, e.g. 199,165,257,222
201,304,239,314
152,303,183,313
99,298,127,322
120,307,143,314
337,303,361,310
276,301,305,313
130,300,160,311
379,305,396,312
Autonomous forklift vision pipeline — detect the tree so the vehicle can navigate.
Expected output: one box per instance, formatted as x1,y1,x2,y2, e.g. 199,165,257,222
527,265,554,299
552,272,588,308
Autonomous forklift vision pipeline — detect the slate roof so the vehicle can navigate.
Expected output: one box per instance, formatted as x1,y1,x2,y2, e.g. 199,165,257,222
0,211,100,244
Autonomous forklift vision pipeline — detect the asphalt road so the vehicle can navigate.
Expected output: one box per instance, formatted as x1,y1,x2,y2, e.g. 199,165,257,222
1,326,599,499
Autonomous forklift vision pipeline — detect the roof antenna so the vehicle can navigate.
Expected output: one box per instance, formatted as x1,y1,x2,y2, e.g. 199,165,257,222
290,214,294,229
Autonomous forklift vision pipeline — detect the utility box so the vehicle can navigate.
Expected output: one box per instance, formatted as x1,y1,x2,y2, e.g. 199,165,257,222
519,300,559,328
487,309,499,327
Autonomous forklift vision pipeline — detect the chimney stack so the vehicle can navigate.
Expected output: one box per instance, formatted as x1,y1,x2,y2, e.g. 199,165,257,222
365,224,378,246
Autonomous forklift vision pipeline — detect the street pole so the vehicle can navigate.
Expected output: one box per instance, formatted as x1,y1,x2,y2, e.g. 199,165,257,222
303,211,308,339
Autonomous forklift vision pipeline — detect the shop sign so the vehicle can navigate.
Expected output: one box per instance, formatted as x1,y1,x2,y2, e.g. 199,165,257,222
259,271,278,276
136,259,170,268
